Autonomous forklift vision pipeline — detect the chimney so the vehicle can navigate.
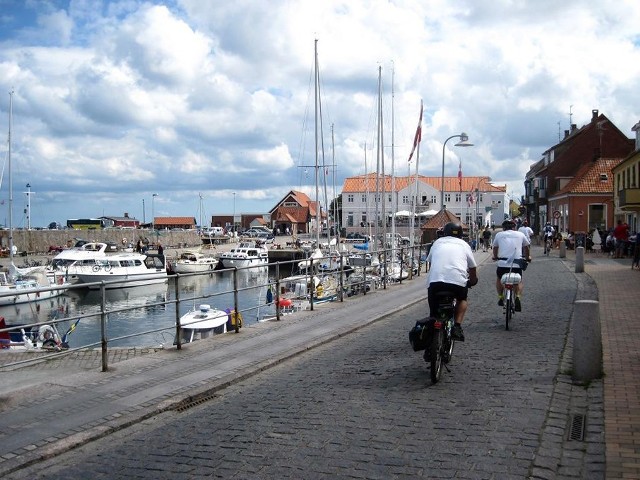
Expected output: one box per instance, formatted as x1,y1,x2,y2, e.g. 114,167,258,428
564,129,570,139
124,212,129,218
593,147,601,161
592,109,599,122
570,124,577,133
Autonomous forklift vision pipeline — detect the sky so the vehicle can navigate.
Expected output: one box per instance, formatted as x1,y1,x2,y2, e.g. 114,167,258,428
1,0,639,228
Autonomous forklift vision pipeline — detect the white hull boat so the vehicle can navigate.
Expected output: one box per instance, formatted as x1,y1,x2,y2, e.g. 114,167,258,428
74,253,168,289
218,241,269,269
177,304,241,343
171,251,218,274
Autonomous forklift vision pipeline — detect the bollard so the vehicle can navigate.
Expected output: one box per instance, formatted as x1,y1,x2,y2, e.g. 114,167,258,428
572,299,602,382
575,246,584,273
559,240,566,258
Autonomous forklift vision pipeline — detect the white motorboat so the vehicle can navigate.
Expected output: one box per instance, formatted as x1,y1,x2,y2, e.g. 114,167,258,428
176,304,239,343
0,268,69,306
171,251,218,274
48,241,116,282
73,253,168,289
218,241,269,269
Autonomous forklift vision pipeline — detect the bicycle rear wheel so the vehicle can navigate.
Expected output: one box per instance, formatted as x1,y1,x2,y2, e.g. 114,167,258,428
430,328,444,384
505,295,512,331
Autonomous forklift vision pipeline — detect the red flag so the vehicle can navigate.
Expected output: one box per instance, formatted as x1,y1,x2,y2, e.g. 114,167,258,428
467,190,475,207
458,160,462,190
408,101,423,162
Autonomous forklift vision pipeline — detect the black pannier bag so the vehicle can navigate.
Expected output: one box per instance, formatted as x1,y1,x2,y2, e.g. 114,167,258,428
409,319,430,351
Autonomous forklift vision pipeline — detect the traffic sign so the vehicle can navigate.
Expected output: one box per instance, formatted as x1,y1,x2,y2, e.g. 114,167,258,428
553,210,561,219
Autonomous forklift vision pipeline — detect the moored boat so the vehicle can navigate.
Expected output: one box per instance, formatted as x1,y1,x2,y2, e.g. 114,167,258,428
171,251,218,274
218,241,269,269
73,253,168,289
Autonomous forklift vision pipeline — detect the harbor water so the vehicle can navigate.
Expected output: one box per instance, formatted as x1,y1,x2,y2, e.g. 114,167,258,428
0,266,278,349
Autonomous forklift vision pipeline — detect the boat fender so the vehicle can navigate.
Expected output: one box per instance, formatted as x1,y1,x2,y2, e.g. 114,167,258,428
227,309,243,329
316,285,324,298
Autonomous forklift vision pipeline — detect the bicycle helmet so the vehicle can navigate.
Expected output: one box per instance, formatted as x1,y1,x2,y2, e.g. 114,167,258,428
443,222,463,238
502,219,516,230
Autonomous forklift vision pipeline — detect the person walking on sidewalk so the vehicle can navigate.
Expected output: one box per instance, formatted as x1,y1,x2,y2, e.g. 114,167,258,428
425,222,478,342
493,219,531,312
482,226,492,252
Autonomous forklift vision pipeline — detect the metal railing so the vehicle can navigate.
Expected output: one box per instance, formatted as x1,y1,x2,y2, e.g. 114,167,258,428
0,243,426,372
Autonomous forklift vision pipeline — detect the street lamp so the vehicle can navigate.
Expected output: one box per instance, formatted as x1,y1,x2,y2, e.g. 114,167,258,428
232,192,236,232
151,193,158,231
25,183,31,230
440,133,473,209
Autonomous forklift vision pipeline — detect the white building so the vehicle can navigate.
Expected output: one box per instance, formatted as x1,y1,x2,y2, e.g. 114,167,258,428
341,173,507,236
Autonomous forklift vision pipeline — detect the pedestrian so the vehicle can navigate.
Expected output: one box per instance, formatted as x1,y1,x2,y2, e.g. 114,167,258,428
135,239,143,253
613,219,630,258
157,243,164,256
482,226,493,252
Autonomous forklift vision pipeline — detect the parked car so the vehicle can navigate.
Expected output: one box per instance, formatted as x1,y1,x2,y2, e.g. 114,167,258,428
346,232,370,242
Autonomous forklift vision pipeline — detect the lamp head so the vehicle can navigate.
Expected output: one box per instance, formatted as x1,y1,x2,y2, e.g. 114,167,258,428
455,132,473,147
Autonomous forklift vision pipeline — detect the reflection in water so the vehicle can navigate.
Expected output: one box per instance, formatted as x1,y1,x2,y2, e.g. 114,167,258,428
1,269,273,348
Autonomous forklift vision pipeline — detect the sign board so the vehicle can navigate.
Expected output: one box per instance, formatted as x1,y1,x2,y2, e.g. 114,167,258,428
553,210,561,219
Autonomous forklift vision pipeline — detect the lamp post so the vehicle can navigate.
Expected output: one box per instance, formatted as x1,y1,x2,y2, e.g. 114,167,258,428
25,183,31,230
232,192,236,232
151,193,158,231
440,133,473,209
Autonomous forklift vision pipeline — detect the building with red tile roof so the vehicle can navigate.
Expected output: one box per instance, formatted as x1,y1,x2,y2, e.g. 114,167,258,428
341,173,506,238
269,190,324,235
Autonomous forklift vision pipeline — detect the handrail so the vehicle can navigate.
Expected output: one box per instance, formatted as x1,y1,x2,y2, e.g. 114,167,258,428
0,241,427,371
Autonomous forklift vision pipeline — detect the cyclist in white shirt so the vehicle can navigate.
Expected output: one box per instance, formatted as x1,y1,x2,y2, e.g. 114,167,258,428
426,222,478,342
518,220,534,243
492,219,531,312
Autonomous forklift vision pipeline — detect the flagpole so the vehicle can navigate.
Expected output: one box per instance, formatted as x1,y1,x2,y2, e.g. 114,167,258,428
409,100,422,247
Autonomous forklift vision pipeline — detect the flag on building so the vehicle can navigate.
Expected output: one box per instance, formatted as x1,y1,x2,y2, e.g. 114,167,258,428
408,101,423,162
467,190,475,207
458,160,462,191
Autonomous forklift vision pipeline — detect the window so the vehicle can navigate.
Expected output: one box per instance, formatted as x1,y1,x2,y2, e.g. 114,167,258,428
455,193,461,202
445,194,451,203
347,194,354,203
431,195,437,204
361,194,366,202
362,214,367,225
402,195,409,204
388,194,392,203
347,213,354,227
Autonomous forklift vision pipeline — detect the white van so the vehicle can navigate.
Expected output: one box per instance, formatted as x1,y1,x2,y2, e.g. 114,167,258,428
202,226,225,236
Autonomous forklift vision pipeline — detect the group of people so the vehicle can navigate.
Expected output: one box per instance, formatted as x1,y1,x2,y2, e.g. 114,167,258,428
424,219,531,344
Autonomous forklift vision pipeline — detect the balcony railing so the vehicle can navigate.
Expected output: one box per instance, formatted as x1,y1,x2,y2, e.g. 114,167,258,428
619,188,640,208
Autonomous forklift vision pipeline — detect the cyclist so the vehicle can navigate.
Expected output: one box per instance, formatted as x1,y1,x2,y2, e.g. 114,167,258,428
492,219,531,311
518,220,534,244
542,221,555,253
425,222,478,342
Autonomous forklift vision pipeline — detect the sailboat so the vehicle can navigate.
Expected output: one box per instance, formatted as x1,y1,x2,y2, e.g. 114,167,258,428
278,40,340,306
0,91,69,306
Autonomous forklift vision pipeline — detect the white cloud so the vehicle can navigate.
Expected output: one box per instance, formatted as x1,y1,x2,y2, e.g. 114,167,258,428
0,0,638,226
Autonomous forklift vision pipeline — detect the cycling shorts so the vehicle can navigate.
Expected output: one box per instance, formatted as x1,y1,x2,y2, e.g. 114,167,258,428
427,281,467,317
496,266,522,278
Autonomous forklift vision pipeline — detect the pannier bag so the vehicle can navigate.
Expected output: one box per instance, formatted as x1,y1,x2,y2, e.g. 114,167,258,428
409,319,430,352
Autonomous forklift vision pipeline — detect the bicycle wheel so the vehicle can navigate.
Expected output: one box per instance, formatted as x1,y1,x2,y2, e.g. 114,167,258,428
505,295,512,331
443,322,454,364
430,328,444,384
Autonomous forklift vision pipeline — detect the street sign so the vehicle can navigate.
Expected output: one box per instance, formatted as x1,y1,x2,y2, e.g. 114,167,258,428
553,210,561,219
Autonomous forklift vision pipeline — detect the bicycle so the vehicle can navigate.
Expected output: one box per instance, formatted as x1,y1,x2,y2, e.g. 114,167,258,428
427,291,456,383
543,235,553,255
500,269,521,331
409,291,456,384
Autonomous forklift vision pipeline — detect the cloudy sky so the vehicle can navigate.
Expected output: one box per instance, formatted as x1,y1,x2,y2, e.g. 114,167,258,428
1,0,639,228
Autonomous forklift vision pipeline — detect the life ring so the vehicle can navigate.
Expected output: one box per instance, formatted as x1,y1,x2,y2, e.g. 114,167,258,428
104,264,112,272
92,265,101,272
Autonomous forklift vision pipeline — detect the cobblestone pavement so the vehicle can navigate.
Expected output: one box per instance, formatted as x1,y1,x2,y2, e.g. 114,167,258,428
5,247,606,479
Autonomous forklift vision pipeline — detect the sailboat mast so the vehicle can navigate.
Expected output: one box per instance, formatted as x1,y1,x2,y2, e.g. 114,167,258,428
8,90,14,264
391,64,396,251
314,39,320,246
